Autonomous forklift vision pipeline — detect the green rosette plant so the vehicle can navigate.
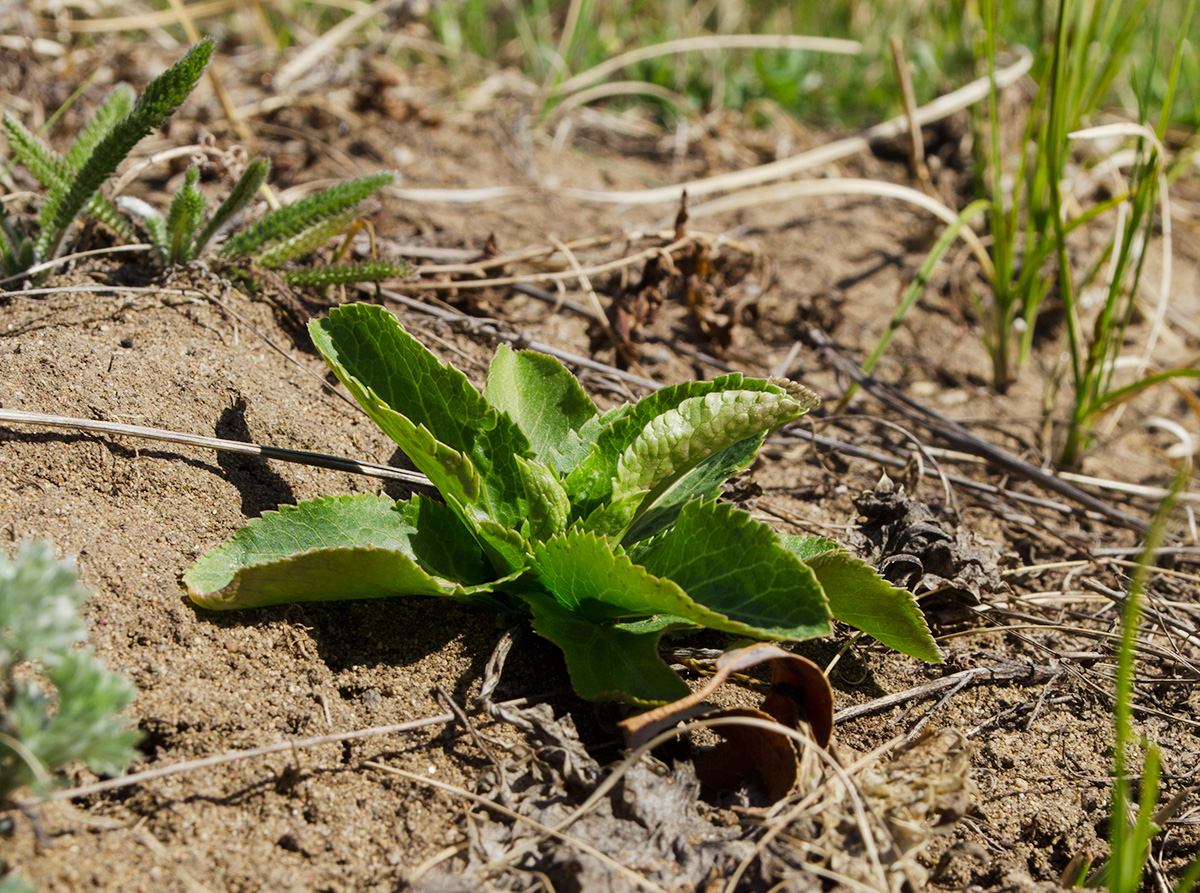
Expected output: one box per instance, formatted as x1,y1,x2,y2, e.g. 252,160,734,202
185,303,940,704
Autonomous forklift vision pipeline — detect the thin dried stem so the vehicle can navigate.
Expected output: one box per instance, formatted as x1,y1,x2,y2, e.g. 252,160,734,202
21,694,541,807
0,409,433,488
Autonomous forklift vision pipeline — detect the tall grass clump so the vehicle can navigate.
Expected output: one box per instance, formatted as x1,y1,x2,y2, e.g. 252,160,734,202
978,0,1199,465
423,0,986,127
979,0,1147,391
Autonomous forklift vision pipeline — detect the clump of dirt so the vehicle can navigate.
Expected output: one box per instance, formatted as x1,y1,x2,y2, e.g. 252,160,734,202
2,23,1199,893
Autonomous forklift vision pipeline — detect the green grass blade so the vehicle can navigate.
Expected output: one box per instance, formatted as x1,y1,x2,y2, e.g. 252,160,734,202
1156,0,1197,141
840,198,990,407
980,0,1014,387
1173,853,1200,893
1090,469,1186,891
1088,368,1200,424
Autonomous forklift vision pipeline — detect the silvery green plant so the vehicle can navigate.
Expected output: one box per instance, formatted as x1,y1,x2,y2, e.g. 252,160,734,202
186,304,940,705
0,39,213,280
0,540,141,800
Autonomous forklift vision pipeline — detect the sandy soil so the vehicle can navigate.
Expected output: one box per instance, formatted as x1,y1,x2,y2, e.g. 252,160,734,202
2,23,1200,893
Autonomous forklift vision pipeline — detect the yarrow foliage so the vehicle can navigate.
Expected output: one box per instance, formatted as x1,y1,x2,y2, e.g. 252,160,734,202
0,540,141,800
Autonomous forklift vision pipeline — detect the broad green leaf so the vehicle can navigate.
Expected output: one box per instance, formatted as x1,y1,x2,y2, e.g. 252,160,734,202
311,304,514,454
309,304,531,530
519,588,689,704
566,375,761,513
548,429,589,476
485,345,597,462
585,403,633,434
622,434,764,544
577,488,649,541
615,390,805,503
781,540,943,663
190,546,451,611
533,528,816,642
516,455,570,541
347,396,482,513
471,518,532,573
185,494,487,609
532,530,703,622
612,614,698,634
551,403,632,476
778,535,840,562
630,500,831,640
564,375,813,521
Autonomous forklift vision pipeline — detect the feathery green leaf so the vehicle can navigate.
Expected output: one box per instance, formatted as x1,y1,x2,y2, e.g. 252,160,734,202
35,38,213,262
0,540,141,798
0,203,35,277
251,210,358,266
164,165,206,264
1,114,65,191
62,84,135,174
2,107,136,245
280,259,410,287
192,157,269,258
219,171,395,259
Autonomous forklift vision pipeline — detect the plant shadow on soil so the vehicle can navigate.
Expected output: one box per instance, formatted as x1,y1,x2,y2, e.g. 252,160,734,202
214,396,297,517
